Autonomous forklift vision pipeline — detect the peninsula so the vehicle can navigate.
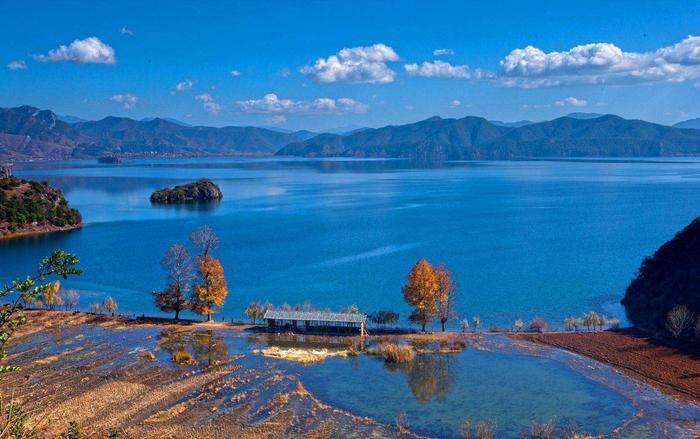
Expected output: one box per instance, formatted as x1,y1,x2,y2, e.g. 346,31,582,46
0,173,82,238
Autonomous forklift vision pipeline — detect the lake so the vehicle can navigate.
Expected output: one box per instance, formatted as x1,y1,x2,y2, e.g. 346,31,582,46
3,157,700,329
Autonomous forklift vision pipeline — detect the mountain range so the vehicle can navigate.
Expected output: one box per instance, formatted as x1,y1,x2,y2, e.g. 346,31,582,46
3,105,700,161
673,118,700,130
277,114,700,160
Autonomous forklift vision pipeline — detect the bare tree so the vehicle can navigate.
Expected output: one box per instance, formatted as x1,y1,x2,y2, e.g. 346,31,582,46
665,305,694,339
190,225,220,258
154,243,194,320
64,288,79,310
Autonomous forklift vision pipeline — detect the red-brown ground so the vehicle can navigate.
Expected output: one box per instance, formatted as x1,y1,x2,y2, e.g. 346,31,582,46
518,329,700,406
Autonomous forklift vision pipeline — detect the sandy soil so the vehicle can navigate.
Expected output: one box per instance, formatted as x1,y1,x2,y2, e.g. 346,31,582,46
517,329,700,406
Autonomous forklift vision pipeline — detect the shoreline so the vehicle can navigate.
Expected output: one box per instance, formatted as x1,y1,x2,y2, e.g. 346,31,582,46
515,330,700,406
11,309,700,407
0,223,82,240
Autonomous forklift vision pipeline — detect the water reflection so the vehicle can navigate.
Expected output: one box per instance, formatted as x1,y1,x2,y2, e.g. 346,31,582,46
384,353,457,404
157,328,229,368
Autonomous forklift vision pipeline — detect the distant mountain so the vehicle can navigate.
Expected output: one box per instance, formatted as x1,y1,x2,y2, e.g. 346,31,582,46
57,114,89,124
6,105,700,161
0,106,307,161
565,112,606,120
321,124,368,135
141,117,191,127
278,114,700,160
490,119,533,128
673,118,700,130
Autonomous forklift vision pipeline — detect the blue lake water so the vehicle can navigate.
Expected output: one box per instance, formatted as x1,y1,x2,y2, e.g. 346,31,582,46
3,157,700,329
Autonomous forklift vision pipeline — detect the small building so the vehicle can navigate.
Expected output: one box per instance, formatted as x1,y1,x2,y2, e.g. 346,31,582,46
263,309,367,336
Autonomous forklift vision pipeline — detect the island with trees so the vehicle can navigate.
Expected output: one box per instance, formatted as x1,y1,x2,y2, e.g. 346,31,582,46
150,179,223,204
0,174,82,239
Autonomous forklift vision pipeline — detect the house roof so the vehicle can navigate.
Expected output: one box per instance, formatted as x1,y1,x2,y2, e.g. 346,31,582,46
263,309,366,323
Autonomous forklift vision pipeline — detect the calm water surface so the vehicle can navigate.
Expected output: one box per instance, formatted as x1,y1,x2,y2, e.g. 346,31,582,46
4,157,700,328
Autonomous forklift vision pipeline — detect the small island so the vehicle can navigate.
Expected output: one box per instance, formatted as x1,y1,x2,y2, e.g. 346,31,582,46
150,179,223,204
0,173,82,238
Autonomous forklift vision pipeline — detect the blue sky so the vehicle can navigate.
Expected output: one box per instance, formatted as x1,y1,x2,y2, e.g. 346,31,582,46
1,0,699,130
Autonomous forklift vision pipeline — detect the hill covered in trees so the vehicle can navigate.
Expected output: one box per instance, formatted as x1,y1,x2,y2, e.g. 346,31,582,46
0,176,82,237
150,179,222,204
622,217,700,335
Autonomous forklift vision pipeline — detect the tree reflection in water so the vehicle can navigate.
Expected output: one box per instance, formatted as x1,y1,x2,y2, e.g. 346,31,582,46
157,328,229,369
386,353,457,404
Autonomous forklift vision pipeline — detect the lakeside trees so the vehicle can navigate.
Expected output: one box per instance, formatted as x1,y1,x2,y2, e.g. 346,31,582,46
402,259,458,332
153,244,194,320
151,225,229,322
402,259,439,332
190,226,228,321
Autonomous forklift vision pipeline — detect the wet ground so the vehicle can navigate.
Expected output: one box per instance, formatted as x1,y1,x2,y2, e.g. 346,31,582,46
2,311,700,438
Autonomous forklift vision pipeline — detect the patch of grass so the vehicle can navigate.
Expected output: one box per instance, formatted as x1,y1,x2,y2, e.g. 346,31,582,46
171,350,194,365
368,343,416,363
139,351,155,361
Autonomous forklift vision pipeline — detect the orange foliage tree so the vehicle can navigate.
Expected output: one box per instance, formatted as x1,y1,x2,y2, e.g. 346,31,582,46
402,258,439,332
435,263,457,332
191,255,228,321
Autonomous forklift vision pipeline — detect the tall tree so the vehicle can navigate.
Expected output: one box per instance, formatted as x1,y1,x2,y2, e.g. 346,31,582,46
402,258,438,332
434,263,457,332
191,256,228,321
153,243,193,320
190,225,220,259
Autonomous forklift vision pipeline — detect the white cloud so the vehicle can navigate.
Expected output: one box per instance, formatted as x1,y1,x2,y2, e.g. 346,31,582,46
433,48,455,56
195,93,222,115
230,69,241,77
7,60,27,70
554,96,587,107
404,60,490,79
171,80,194,94
236,93,368,114
120,26,134,36
301,43,399,84
264,115,287,125
499,35,700,87
449,100,461,108
278,67,291,77
110,93,138,110
35,37,116,64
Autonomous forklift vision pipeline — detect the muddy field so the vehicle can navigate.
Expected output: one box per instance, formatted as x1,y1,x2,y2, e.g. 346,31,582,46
518,329,700,406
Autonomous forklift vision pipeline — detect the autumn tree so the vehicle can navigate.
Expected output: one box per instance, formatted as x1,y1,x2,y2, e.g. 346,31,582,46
434,264,457,332
402,258,438,332
39,280,63,310
103,296,118,316
153,243,193,320
191,256,228,321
